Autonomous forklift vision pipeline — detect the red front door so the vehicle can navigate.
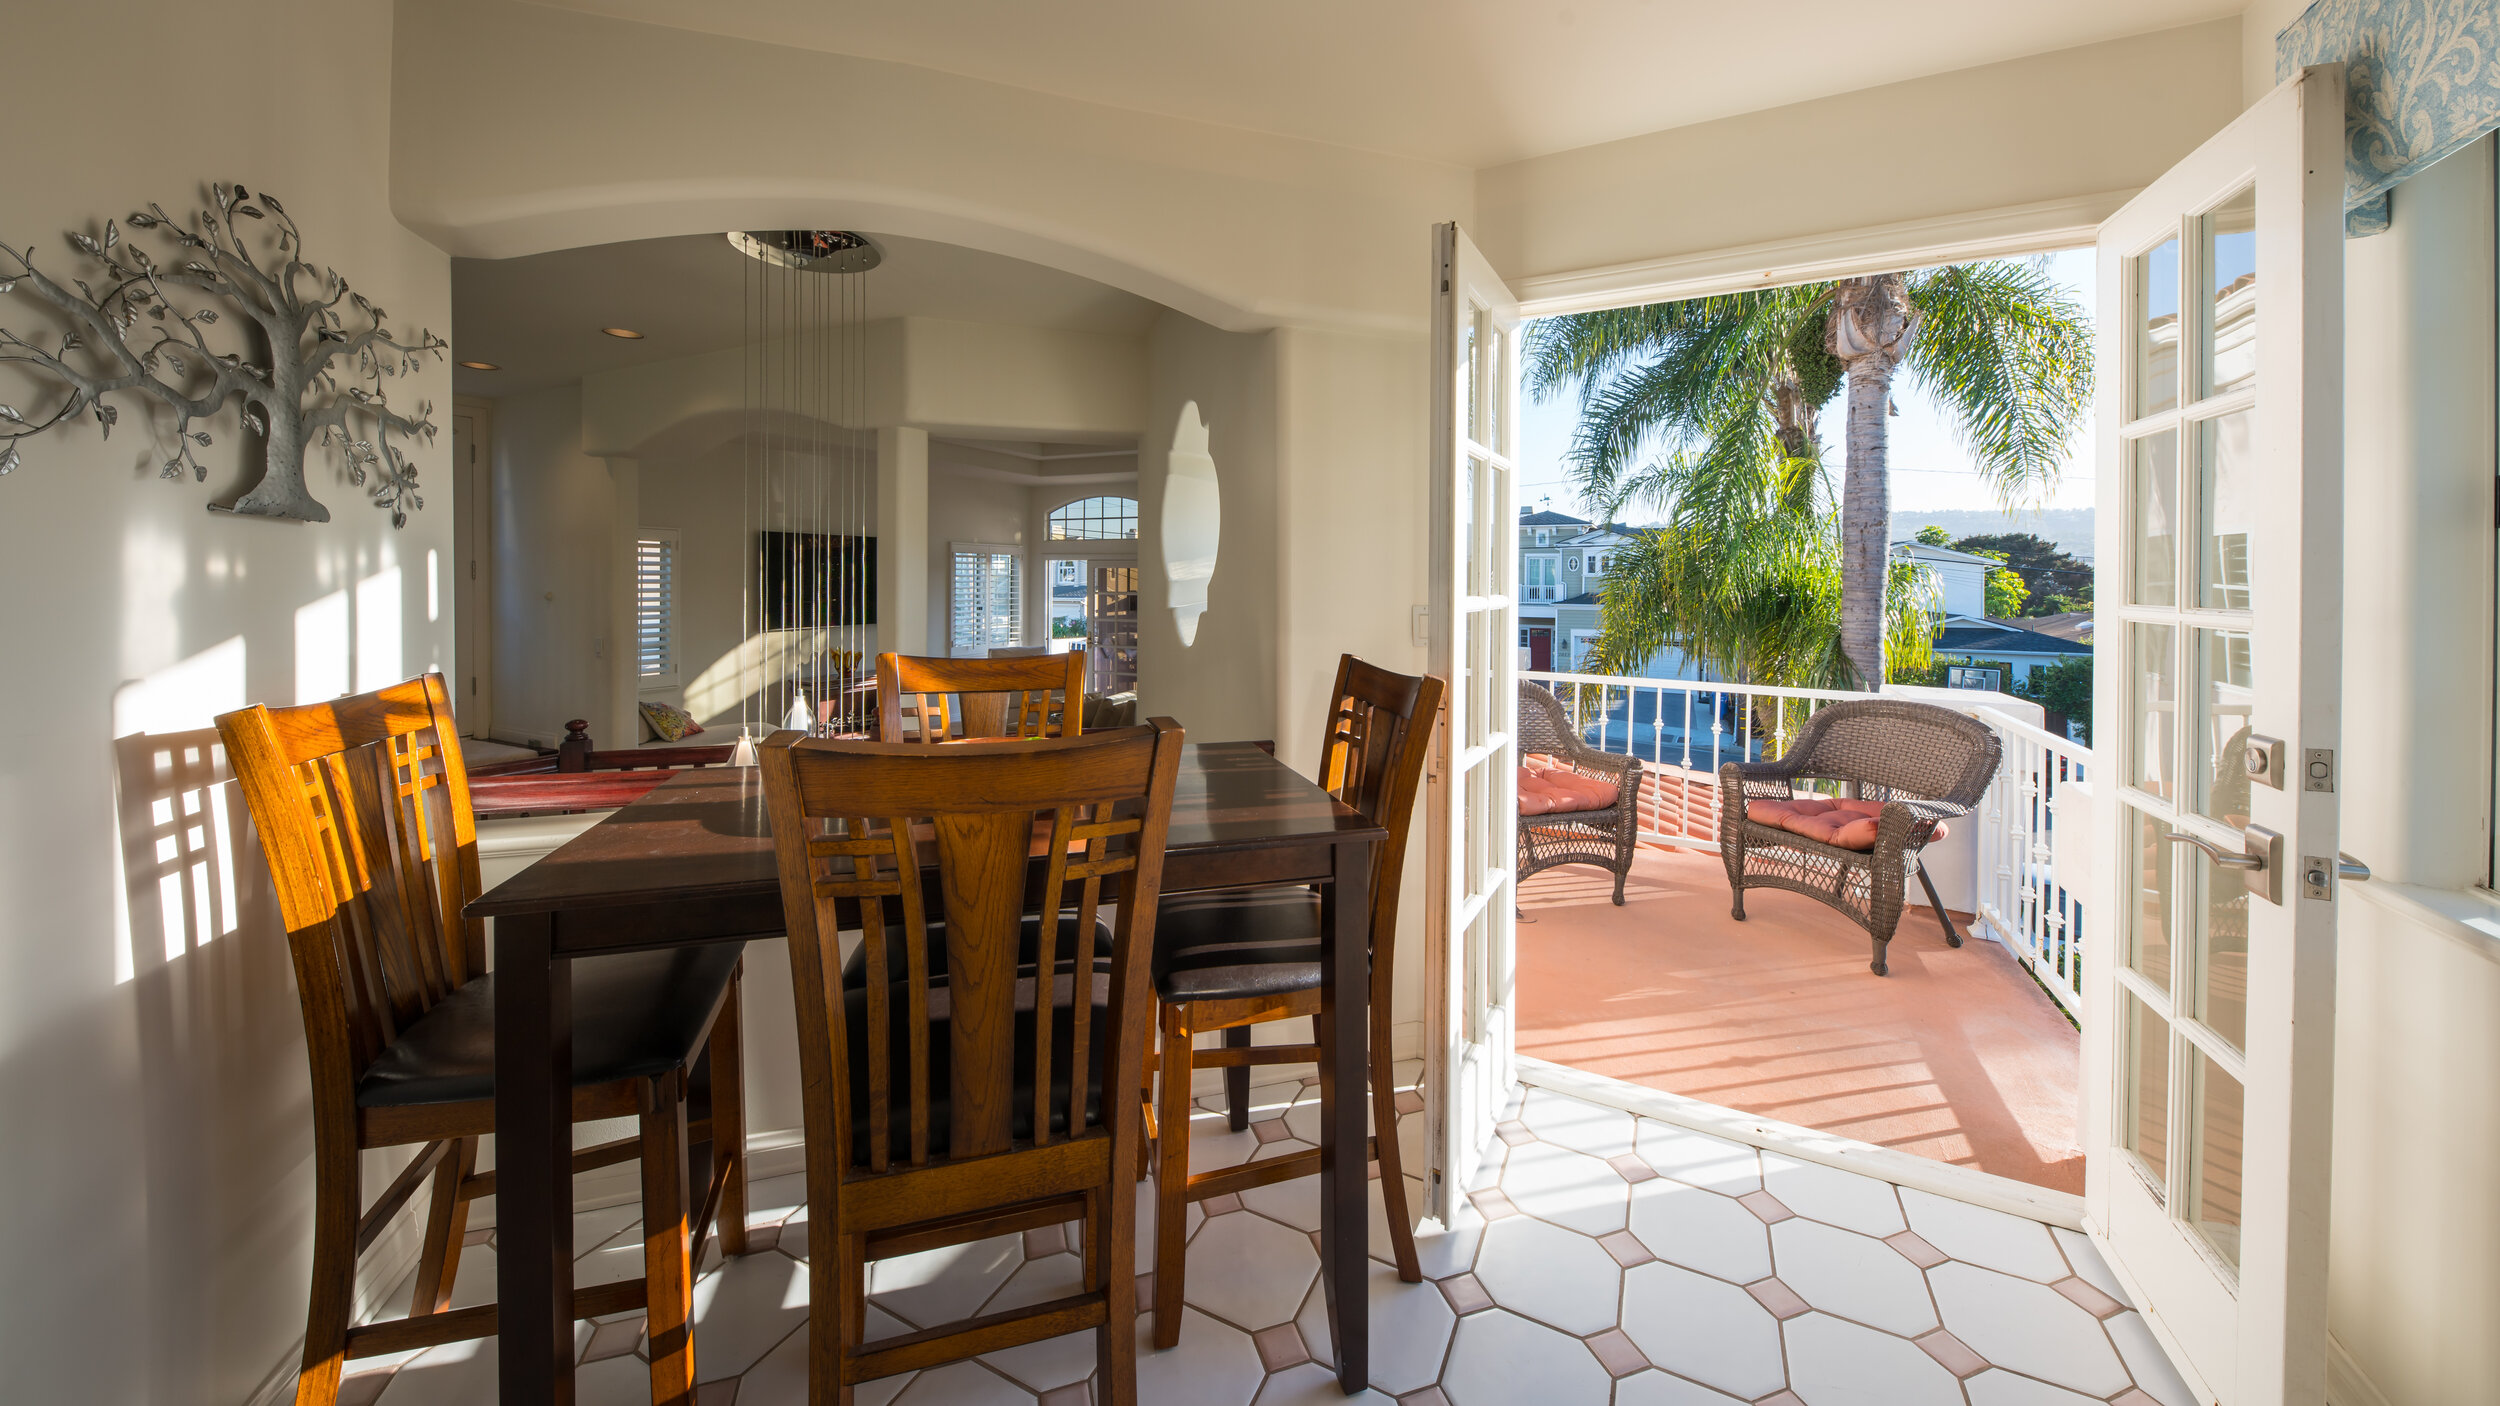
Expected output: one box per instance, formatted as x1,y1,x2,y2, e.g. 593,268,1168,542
1525,626,1552,671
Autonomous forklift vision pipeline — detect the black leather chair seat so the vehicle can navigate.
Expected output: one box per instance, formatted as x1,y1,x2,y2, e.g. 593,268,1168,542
841,910,1114,988
356,944,745,1108
843,974,1111,1162
1150,886,1327,1003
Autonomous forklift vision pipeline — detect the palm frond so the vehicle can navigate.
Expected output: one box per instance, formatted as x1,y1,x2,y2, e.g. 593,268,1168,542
1905,261,2094,506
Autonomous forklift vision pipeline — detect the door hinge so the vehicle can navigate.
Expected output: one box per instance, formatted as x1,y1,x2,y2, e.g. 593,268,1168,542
2303,747,2336,793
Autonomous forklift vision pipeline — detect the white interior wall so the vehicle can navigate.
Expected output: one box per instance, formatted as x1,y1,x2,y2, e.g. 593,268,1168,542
489,385,627,748
927,468,1034,655
0,4,453,1401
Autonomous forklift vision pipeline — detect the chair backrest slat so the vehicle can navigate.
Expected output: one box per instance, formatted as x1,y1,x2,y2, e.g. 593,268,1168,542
1311,656,1446,947
219,674,486,1108
876,651,1088,745
761,720,1182,1183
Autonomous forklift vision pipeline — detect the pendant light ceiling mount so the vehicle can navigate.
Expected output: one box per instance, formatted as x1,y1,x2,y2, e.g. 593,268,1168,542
727,229,883,275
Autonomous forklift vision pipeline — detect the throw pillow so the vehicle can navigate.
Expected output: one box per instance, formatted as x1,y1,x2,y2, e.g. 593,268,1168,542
638,699,704,743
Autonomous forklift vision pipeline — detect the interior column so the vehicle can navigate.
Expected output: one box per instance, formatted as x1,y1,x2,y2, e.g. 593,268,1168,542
876,426,929,655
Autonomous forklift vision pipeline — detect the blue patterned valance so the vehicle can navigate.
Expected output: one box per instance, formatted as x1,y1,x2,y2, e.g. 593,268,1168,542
2276,0,2500,235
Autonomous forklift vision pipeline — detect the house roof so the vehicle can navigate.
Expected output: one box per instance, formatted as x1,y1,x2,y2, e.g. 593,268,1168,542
2022,611,2093,642
1936,619,2092,656
1557,592,1603,607
1892,540,2003,567
1520,509,1591,527
1560,524,1640,545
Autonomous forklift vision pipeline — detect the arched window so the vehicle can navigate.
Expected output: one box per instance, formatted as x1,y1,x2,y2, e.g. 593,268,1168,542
1048,495,1138,541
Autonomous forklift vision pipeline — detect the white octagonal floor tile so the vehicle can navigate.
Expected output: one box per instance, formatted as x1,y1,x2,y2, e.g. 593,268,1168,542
1930,1262,2129,1397
1470,1213,1623,1335
2052,1226,2130,1307
1634,1119,1761,1196
1251,1361,1394,1405
1519,1086,1637,1157
1617,1262,1786,1401
1407,1187,1488,1280
869,1233,1023,1330
1497,1138,1630,1236
1627,1178,1771,1284
1181,1209,1319,1331
2105,1310,2199,1406
1900,1188,2069,1282
1769,1216,1938,1338
1964,1368,2105,1406
1439,1309,1613,1406
1783,1311,1963,1406
740,1306,915,1406
1290,1260,1454,1395
977,1255,1098,1392
1611,1369,1747,1406
1137,1306,1267,1406
1758,1153,1906,1236
693,1245,812,1381
890,1359,1035,1405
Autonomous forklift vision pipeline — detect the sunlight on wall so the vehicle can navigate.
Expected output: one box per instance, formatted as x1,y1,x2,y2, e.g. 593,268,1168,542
108,636,248,985
427,549,441,623
296,589,349,703
683,626,858,725
1161,400,1221,647
356,565,403,692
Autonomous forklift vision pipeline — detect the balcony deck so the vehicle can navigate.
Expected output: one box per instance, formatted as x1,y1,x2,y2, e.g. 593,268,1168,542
1518,844,2084,1195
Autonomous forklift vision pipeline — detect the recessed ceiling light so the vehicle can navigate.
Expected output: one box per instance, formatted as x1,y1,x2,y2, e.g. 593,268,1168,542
602,327,645,339
457,360,501,371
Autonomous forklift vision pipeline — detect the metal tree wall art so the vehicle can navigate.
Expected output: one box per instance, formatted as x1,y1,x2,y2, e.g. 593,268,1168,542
0,183,445,525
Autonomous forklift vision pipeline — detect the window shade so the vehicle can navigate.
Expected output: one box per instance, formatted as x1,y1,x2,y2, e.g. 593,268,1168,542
635,533,677,679
949,548,1021,656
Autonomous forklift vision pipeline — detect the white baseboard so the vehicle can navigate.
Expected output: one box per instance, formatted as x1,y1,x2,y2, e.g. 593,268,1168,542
1515,1053,2086,1230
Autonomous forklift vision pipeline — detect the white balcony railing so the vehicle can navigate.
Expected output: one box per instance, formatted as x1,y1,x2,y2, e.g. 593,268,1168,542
1520,669,2090,1021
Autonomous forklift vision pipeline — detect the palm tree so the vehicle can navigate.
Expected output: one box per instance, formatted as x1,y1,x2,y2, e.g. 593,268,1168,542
1529,260,2092,686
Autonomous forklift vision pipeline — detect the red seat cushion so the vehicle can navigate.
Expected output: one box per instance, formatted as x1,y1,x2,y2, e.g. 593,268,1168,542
1743,795,1949,851
1518,764,1618,815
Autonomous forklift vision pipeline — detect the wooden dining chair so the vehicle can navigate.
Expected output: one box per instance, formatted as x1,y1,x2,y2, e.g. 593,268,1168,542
1146,655,1444,1346
759,720,1186,1405
875,649,1087,743
217,672,749,1406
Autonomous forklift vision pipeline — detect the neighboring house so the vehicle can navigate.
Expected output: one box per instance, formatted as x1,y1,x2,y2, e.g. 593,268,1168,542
1932,617,2093,687
1517,506,1588,670
1890,538,2000,618
2024,611,2094,645
1549,522,1642,671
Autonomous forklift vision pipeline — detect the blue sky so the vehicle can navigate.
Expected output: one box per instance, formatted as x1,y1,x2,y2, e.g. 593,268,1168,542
1514,247,2098,522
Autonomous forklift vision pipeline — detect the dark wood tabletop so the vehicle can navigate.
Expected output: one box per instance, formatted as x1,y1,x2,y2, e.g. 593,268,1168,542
467,737,1386,1400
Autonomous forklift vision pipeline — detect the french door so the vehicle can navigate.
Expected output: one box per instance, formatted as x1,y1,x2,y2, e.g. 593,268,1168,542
2087,65,2345,1406
1424,224,1521,1219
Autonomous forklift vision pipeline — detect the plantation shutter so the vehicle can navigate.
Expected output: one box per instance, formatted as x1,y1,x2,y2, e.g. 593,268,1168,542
948,546,1021,656
635,530,678,681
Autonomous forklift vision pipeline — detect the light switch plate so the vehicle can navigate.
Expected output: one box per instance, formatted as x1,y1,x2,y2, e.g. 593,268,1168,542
1411,605,1429,647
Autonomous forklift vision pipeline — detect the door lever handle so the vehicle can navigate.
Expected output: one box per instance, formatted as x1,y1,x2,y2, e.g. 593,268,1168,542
2166,831,2262,870
2336,853,2370,882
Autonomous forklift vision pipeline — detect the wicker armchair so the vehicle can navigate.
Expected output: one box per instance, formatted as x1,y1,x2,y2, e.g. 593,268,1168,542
1517,682,1644,905
1717,698,2000,975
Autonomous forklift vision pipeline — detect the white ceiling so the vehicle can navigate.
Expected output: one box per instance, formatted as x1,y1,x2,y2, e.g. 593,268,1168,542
452,231,1161,396
522,0,2242,167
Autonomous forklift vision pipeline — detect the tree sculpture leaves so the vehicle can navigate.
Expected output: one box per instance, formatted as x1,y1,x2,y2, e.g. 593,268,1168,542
0,184,445,526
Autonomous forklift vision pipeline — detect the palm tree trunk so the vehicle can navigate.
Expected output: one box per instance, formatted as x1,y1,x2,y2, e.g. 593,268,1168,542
1838,361,1894,687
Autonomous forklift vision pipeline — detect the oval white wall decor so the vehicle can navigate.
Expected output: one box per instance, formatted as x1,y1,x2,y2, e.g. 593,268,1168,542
1161,400,1221,647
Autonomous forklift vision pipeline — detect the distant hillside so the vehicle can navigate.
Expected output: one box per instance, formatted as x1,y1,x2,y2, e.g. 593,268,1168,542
1894,507,2094,560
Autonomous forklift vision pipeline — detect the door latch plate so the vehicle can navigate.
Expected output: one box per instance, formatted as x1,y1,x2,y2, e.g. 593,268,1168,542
2303,748,2336,793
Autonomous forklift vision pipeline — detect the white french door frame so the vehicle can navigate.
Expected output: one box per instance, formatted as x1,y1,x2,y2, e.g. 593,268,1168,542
1424,223,1522,1221
2084,65,2346,1406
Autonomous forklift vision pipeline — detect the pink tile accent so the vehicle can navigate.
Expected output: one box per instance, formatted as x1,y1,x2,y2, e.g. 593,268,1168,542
1025,1224,1068,1259
1495,1120,1534,1146
462,1226,493,1247
1439,1273,1495,1316
1468,1187,1519,1220
1884,1229,1949,1268
2111,1391,2162,1406
1039,1385,1094,1406
1398,1387,1453,1406
2052,1274,2127,1319
1585,1327,1648,1378
1311,1230,1325,1255
1745,1276,1812,1320
1597,1230,1654,1269
1395,1089,1425,1116
1606,1153,1657,1185
1738,1190,1794,1224
1200,1192,1243,1217
1254,1323,1313,1372
1914,1328,1989,1378
581,1315,646,1364
695,1379,738,1406
1755,1394,1808,1406
1253,1118,1296,1144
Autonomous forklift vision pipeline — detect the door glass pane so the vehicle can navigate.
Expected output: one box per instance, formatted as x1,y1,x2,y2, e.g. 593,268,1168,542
2128,809,2175,992
2192,841,2251,1053
2131,431,2179,605
2123,990,2173,1194
2198,410,2259,610
2133,235,2182,418
1463,455,1481,596
1486,322,1506,451
2201,186,2258,399
1465,306,1483,444
1088,565,1139,694
2127,623,2177,801
1047,558,1087,644
2187,1050,2246,1270
2191,628,2255,825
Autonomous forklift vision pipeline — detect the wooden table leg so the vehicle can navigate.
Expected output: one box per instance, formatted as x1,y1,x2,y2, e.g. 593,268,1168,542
495,911,577,1403
1318,838,1373,1394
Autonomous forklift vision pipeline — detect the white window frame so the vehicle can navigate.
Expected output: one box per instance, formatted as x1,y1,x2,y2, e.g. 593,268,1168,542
1569,628,1599,668
948,541,1024,658
1522,554,1559,602
633,527,681,692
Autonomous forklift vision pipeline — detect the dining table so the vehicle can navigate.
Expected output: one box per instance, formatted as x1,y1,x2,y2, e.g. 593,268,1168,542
467,737,1386,1400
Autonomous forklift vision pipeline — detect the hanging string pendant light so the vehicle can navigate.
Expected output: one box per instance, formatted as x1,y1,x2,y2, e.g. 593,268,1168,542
731,229,880,754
